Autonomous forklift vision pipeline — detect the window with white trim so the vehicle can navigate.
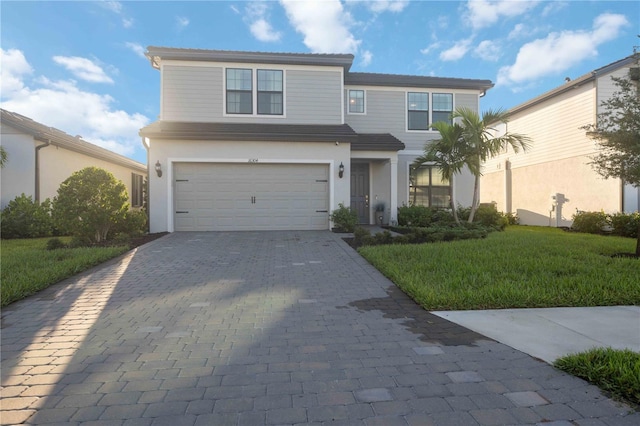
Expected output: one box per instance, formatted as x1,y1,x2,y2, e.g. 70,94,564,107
432,93,453,125
257,69,283,115
226,68,252,114
409,165,450,208
408,92,429,130
348,89,365,114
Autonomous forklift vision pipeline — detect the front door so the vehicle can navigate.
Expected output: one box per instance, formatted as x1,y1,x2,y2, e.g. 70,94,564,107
350,163,369,224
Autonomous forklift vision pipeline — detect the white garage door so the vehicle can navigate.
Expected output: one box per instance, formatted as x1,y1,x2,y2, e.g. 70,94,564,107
174,162,330,231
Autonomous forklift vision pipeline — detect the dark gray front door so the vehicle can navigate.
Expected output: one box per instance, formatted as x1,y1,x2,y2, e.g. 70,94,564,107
350,163,369,224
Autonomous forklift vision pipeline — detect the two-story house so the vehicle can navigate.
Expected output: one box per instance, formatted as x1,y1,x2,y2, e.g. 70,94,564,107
480,55,639,227
140,47,493,232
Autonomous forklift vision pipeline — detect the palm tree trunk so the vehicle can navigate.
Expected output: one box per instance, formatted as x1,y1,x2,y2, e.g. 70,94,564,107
468,174,480,223
450,182,460,225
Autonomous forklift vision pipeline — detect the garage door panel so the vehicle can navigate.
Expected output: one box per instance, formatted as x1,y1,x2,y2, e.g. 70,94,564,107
174,163,329,231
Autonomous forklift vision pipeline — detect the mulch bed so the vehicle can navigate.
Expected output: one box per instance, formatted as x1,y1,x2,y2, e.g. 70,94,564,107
128,232,169,249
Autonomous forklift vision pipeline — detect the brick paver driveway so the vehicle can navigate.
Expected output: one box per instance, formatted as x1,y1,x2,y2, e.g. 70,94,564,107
1,231,638,425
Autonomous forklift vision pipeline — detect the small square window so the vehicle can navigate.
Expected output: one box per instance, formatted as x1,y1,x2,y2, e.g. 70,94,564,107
408,92,429,130
348,90,365,114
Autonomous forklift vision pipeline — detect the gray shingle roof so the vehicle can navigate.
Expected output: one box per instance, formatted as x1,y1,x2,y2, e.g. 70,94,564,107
0,109,146,172
140,121,404,151
345,72,494,91
354,133,405,151
146,46,354,71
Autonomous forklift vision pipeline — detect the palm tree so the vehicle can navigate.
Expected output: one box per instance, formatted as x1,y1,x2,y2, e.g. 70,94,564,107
413,121,468,224
453,107,531,223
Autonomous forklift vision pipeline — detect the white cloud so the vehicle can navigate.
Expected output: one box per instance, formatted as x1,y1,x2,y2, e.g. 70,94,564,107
360,50,373,67
474,40,502,61
0,48,33,95
465,0,539,30
246,2,282,42
440,38,473,61
280,0,360,54
100,1,133,28
420,42,441,55
542,1,568,17
497,13,629,86
366,0,409,13
125,42,147,60
1,49,148,157
53,56,114,84
176,16,189,30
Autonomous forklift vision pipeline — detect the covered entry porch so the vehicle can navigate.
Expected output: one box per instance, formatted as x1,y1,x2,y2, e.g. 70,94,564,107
349,133,404,226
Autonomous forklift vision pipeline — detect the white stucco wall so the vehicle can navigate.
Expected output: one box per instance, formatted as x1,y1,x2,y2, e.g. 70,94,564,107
147,139,351,233
1,127,35,208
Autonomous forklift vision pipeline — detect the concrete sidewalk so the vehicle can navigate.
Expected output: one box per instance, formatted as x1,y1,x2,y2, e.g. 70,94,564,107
432,306,640,364
1,231,638,425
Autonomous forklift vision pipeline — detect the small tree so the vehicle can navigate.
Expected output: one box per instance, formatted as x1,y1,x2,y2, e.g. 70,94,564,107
583,68,640,256
413,121,467,224
453,107,531,223
1,194,53,239
52,167,129,243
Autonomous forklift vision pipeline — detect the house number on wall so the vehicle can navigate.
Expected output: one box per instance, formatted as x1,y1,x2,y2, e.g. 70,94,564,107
248,158,259,163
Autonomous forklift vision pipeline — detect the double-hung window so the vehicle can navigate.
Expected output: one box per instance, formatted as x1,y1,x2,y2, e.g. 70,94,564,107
348,89,365,114
226,68,253,114
410,165,451,208
257,70,283,115
408,92,429,130
432,93,453,125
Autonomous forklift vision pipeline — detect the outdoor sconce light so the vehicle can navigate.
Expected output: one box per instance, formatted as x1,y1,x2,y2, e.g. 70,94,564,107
155,160,162,178
339,162,344,178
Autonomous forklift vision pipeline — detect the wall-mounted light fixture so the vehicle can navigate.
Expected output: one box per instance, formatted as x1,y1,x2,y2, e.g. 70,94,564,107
155,160,163,178
338,162,344,179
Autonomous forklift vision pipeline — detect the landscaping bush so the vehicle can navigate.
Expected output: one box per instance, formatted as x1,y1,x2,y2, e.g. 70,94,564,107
571,211,610,234
112,209,148,238
330,203,358,232
52,167,129,243
1,194,54,239
397,205,456,227
610,212,640,238
45,238,67,250
458,204,510,230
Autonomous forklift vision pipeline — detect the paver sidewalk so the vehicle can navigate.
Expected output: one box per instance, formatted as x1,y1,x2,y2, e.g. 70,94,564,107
1,231,638,425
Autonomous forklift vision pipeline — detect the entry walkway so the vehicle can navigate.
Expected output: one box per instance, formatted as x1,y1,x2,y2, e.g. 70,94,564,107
1,231,638,425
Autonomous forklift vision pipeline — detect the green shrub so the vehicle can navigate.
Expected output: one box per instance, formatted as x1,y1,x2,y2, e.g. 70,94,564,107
504,212,519,225
398,205,431,227
610,212,640,238
330,203,358,232
112,209,148,238
111,232,132,246
1,194,54,239
52,167,129,243
571,211,610,234
474,205,509,230
45,238,67,250
353,226,373,246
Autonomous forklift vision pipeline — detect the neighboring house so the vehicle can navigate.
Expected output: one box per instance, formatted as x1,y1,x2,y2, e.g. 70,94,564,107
0,109,147,209
140,46,493,232
481,55,640,227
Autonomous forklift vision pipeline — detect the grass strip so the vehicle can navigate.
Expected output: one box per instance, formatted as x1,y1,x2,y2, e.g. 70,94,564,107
358,226,639,310
1,237,129,307
554,347,640,405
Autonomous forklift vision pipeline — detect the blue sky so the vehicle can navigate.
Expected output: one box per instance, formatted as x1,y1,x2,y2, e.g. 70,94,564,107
1,1,637,164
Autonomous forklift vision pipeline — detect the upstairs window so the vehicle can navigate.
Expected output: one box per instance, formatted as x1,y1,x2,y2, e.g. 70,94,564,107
226,68,252,114
348,89,365,114
432,93,453,125
408,92,429,130
409,165,450,208
257,70,283,115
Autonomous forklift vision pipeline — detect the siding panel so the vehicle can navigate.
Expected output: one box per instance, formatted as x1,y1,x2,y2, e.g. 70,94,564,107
162,65,222,121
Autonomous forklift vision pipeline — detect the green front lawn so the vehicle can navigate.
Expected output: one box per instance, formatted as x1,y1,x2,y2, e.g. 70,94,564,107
1,237,129,307
555,348,640,405
358,226,639,310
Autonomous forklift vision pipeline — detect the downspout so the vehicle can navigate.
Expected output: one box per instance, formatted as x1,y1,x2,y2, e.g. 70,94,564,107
35,139,51,202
